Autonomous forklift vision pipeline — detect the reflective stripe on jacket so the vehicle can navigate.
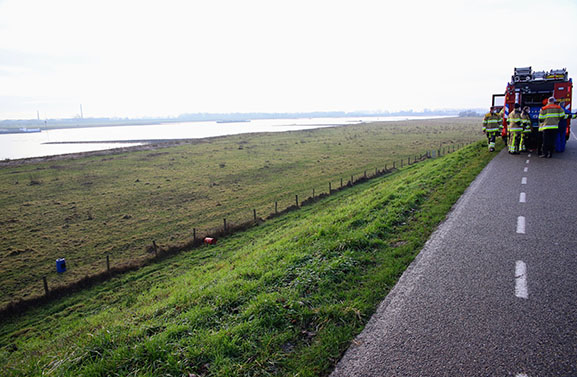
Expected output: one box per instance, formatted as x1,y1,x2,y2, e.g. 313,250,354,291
508,110,524,132
521,113,532,133
539,103,565,131
483,113,502,132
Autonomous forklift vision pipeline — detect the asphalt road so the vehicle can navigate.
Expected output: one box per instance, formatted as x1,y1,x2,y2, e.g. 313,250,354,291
331,134,577,377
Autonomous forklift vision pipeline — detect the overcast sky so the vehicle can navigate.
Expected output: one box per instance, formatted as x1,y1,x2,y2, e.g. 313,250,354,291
1,0,576,120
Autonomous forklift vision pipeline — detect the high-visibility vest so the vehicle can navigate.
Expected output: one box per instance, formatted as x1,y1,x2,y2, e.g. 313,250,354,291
508,110,524,132
539,103,565,131
482,113,502,132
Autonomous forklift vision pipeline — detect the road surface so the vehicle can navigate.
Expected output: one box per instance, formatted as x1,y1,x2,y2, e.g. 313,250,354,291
331,135,577,377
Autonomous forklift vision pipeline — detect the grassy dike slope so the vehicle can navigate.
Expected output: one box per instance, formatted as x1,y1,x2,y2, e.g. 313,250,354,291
0,141,496,376
0,118,479,307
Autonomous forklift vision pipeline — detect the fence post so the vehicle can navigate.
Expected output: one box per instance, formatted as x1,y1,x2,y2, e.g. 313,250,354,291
193,228,196,241
364,170,367,178
223,218,227,232
43,276,49,296
295,195,299,207
393,161,395,169
275,201,278,214
153,240,158,256
375,167,378,176
106,254,110,272
253,209,257,222
351,175,353,184
312,188,315,198
401,159,403,168
340,178,343,188
329,182,332,193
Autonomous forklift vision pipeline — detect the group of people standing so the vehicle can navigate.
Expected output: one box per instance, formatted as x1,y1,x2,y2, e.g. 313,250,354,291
482,96,576,158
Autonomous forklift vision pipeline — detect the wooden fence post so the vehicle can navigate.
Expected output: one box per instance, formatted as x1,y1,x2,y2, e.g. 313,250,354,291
253,209,257,221
153,240,158,256
43,276,49,296
193,228,196,241
295,195,299,207
223,218,227,231
329,182,332,193
340,178,343,188
312,188,315,198
275,201,278,214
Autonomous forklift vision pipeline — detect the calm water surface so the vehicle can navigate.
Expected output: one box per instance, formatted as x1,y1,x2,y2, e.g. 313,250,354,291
0,116,450,160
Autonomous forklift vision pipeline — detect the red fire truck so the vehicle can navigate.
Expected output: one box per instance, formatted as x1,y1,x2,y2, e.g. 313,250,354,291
492,67,573,152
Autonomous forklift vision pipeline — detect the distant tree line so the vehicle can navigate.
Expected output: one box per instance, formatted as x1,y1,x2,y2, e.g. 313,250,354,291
458,110,482,117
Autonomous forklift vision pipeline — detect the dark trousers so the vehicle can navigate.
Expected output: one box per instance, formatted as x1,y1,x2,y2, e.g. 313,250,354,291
542,129,556,156
525,128,538,151
536,130,543,155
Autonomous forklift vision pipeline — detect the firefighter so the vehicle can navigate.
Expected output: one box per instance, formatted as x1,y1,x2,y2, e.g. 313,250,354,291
482,107,502,151
520,106,532,152
507,103,523,154
539,96,566,158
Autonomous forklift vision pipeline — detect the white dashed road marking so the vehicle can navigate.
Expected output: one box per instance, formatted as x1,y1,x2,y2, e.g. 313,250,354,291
517,216,526,234
524,167,528,172
515,261,528,299
521,177,527,184
519,193,526,203
526,159,530,164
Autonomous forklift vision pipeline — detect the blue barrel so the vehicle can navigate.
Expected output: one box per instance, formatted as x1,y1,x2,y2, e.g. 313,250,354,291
56,258,66,273
555,119,567,152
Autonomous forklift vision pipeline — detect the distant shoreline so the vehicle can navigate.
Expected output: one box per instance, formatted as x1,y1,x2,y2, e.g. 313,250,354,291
0,112,465,131
0,116,469,167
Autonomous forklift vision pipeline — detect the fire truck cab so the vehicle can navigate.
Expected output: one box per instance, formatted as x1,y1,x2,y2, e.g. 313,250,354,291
492,67,573,152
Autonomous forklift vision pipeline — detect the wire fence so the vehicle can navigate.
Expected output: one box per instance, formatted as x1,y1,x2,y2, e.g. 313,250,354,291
1,142,474,318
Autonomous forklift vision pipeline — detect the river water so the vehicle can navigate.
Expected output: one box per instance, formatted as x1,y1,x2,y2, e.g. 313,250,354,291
0,116,450,160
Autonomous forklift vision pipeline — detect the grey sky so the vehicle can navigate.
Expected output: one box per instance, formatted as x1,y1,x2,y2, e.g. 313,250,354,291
1,0,576,119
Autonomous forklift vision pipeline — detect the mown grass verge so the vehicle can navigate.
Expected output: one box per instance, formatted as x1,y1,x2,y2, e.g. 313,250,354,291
0,140,497,376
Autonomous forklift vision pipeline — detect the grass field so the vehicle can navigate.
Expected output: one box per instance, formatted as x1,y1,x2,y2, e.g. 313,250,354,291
0,137,499,376
0,117,481,308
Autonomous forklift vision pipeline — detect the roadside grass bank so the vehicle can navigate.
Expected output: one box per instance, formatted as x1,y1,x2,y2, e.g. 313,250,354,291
0,140,497,376
0,118,481,308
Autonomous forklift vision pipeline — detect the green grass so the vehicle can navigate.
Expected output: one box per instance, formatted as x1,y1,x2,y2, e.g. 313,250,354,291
0,139,498,376
0,118,481,307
